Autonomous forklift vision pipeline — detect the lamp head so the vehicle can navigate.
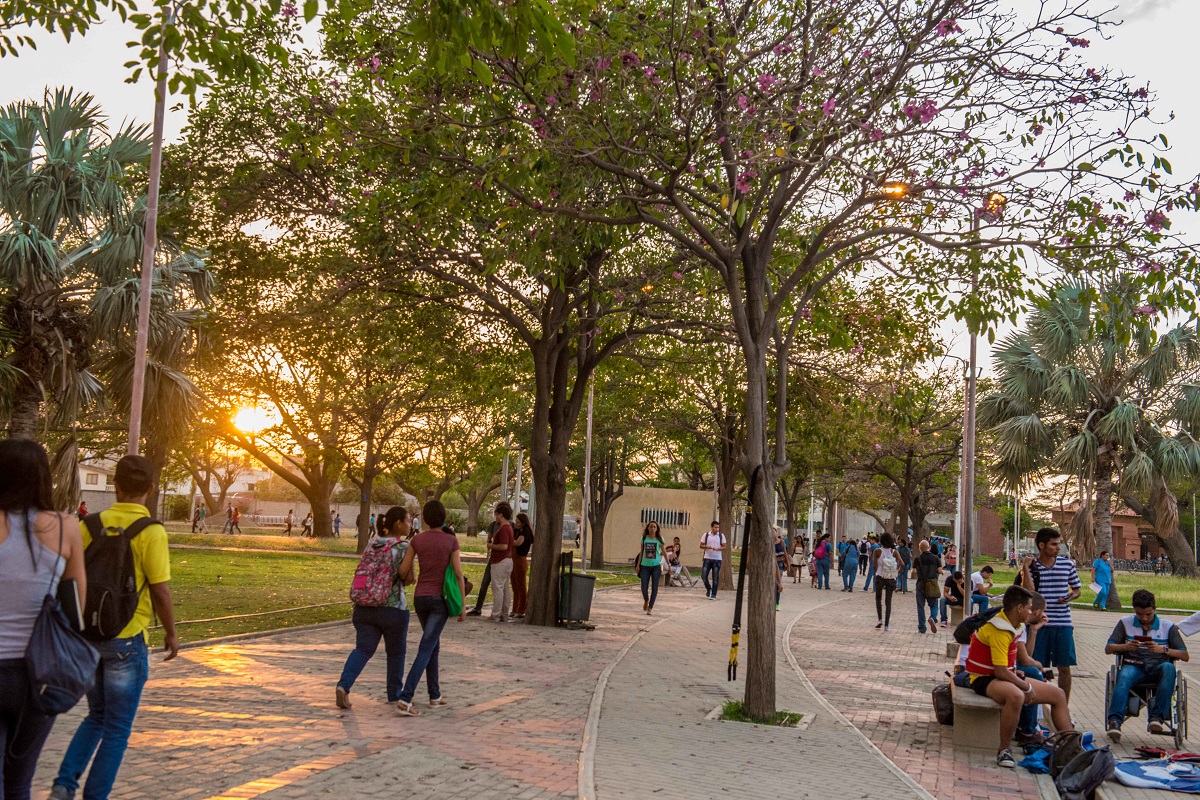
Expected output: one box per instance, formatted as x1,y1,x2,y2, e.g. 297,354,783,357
881,181,910,199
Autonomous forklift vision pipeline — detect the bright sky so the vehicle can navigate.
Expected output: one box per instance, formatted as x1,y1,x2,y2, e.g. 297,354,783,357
1,1,1195,375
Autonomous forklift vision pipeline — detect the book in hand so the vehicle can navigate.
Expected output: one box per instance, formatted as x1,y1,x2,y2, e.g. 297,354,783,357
56,578,84,632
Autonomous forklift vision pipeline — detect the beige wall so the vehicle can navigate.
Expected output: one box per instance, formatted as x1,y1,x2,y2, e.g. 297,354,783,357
600,486,718,568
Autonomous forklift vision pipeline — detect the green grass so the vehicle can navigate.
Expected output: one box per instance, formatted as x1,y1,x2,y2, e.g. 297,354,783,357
151,544,639,647
720,700,804,727
980,566,1200,612
166,528,489,555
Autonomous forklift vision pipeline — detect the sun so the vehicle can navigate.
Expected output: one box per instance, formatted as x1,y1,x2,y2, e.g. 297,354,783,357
232,406,274,434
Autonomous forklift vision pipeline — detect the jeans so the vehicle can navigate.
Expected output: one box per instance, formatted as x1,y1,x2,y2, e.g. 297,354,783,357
471,563,492,612
971,593,990,614
701,559,722,598
842,564,858,590
54,635,150,800
338,605,410,702
399,596,449,704
0,659,56,800
940,597,962,623
1018,665,1044,733
863,563,875,590
1108,661,1176,724
875,579,896,626
916,591,939,633
1094,583,1110,608
640,564,662,609
511,554,529,615
897,567,909,593
816,557,831,589
490,558,513,619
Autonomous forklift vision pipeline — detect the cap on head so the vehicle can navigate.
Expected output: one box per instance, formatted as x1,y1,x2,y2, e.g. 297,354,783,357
114,454,154,496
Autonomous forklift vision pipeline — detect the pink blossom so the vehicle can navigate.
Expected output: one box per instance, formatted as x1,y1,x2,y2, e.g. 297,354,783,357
1123,190,1136,202
822,97,837,116
868,127,885,142
1065,36,1090,48
620,51,640,67
859,48,873,59
902,99,939,124
693,29,703,40
369,57,381,73
1086,68,1101,83
672,271,684,279
852,343,864,355
280,1,297,17
799,307,812,320
935,19,962,36
687,164,697,173
1145,209,1169,232
596,56,612,71
545,95,558,106
678,51,692,63
1134,305,1158,316
736,170,758,194
531,118,547,138
737,94,752,111
1067,94,1088,105
1032,124,1044,136
811,67,825,77
874,443,884,451
644,66,656,79
773,43,792,55
1135,87,1149,99
757,74,777,91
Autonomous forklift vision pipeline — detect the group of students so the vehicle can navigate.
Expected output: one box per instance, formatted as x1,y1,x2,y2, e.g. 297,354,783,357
1,441,179,800
634,520,729,614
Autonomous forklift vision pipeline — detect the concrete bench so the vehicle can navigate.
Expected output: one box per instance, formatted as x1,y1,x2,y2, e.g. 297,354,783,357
951,680,1003,750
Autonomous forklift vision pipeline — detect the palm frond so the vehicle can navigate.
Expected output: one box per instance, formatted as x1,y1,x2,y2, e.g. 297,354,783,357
1119,449,1156,496
1096,401,1141,449
1155,436,1193,484
1052,429,1098,475
1045,365,1090,409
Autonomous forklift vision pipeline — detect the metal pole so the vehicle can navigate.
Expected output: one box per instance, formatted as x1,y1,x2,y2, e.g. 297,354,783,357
808,486,815,541
126,8,174,455
1193,493,1197,565
513,449,524,514
581,381,594,574
954,441,964,556
961,216,981,590
500,434,511,503
1014,490,1021,555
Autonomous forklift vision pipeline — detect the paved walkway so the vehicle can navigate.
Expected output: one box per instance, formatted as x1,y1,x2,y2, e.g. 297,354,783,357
30,580,1193,799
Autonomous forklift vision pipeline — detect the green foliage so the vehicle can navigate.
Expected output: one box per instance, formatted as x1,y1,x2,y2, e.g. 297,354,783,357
720,700,803,727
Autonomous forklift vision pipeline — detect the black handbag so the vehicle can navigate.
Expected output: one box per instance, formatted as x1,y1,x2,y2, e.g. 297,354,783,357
24,514,100,715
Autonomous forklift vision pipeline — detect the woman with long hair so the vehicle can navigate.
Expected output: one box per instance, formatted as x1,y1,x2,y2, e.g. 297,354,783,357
871,532,900,631
335,506,412,709
511,512,533,619
0,440,87,800
813,533,832,590
637,521,666,614
394,501,465,716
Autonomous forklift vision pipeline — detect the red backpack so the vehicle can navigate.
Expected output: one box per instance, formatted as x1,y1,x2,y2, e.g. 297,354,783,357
350,539,399,606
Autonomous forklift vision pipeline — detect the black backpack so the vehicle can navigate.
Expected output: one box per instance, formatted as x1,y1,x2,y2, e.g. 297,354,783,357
81,513,158,641
1056,746,1115,800
953,606,1004,644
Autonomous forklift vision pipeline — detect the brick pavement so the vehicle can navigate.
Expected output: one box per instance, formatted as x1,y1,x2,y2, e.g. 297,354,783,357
791,585,1196,800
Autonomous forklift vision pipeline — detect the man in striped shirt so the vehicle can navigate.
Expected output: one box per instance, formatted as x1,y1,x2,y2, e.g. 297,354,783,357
1021,527,1082,701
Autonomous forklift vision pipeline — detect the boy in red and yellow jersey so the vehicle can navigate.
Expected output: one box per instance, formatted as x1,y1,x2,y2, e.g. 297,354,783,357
953,585,1073,768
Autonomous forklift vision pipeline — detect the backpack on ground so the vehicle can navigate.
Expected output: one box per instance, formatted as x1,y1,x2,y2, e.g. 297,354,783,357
350,539,399,607
877,548,899,580
1046,730,1086,779
932,681,954,725
953,606,1004,645
81,514,157,641
1055,747,1115,800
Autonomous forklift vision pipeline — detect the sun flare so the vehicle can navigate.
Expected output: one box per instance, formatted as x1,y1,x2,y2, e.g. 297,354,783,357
232,406,274,434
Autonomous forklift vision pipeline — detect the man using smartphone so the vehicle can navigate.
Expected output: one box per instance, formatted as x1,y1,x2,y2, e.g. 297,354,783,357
1105,589,1188,741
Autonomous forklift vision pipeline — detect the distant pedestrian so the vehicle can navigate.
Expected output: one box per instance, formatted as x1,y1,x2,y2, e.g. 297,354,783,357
699,521,726,600
945,544,958,571
791,537,807,584
813,533,832,590
394,500,465,716
896,537,912,593
511,512,533,619
302,512,313,537
840,538,859,591
467,517,499,616
230,506,242,535
1091,550,1113,609
913,540,943,634
336,506,411,709
0,440,87,800
191,505,201,533
872,533,900,631
194,504,208,533
221,504,233,534
1009,549,1018,568
285,509,294,536
858,538,869,576
76,501,88,521
863,535,881,591
333,512,342,538
487,502,516,622
638,521,665,615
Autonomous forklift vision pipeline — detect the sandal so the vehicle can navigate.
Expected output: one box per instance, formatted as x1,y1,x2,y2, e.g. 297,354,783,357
429,697,448,708
395,700,420,717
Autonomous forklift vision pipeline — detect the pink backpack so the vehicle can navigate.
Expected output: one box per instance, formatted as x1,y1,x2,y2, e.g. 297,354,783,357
350,539,399,606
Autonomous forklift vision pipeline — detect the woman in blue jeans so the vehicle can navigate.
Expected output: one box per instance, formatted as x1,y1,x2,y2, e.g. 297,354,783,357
813,534,832,590
0,441,88,800
394,500,465,717
638,521,665,615
335,506,411,709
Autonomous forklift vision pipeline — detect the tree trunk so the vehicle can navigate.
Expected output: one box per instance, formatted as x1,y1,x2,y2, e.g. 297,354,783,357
144,438,168,518
356,471,375,553
1094,450,1116,567
307,477,336,538
587,447,624,568
7,390,41,440
1124,488,1200,579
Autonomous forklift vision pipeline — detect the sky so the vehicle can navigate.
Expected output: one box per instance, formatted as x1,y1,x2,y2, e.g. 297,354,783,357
1,1,1196,375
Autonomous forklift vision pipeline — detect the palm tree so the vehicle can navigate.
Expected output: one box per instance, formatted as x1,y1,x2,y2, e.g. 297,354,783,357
1,89,211,507
980,284,1200,602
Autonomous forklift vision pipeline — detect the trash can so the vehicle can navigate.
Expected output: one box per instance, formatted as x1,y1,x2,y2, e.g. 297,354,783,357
559,571,596,623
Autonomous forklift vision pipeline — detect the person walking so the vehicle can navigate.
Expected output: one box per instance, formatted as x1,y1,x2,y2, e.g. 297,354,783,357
486,503,516,622
285,509,294,537
220,504,233,534
466,516,499,616
335,507,411,709
194,504,208,533
1092,550,1113,609
945,544,958,572
333,511,342,538
863,535,881,591
813,533,832,590
858,538,870,576
511,512,533,619
791,536,807,584
229,506,242,535
394,501,465,716
840,538,859,591
52,455,179,800
896,536,912,593
1022,527,1082,701
913,539,943,634
0,441,88,800
302,511,313,538
638,521,665,614
699,521,726,600
872,533,900,631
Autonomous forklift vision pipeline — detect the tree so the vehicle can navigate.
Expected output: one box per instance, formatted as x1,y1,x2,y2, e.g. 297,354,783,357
981,283,1200,599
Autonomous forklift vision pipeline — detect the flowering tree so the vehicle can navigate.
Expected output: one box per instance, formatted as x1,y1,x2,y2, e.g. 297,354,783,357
458,0,1200,718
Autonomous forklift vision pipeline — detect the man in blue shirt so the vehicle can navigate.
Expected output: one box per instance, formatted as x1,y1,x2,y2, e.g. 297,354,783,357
1092,550,1113,609
1105,589,1188,741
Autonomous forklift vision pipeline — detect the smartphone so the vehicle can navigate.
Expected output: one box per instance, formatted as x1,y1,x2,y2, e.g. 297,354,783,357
1134,636,1152,647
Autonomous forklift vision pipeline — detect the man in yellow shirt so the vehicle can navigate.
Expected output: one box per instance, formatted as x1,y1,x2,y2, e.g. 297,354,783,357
51,455,178,800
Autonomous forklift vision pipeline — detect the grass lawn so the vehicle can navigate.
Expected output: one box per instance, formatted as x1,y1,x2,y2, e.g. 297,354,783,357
166,527,489,554
153,544,637,647
976,562,1200,613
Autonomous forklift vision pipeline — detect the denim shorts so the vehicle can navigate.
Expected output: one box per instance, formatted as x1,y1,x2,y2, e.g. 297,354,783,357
1032,625,1077,667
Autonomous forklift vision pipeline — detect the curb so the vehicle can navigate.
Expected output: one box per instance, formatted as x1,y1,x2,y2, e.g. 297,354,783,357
782,597,940,800
160,617,353,654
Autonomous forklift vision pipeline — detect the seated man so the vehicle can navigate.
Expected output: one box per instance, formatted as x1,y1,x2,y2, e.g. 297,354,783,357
969,565,995,614
942,570,965,624
664,537,696,587
953,585,1072,769
1105,589,1189,741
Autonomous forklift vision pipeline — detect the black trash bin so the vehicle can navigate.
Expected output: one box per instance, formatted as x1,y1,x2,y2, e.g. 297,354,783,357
557,551,596,624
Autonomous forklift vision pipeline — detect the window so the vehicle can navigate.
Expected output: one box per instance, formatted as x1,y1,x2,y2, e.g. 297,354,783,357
85,473,98,486
245,483,256,492
105,475,114,486
639,508,691,529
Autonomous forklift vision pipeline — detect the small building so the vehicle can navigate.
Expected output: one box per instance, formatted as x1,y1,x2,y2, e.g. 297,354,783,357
600,486,718,568
1051,504,1158,560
